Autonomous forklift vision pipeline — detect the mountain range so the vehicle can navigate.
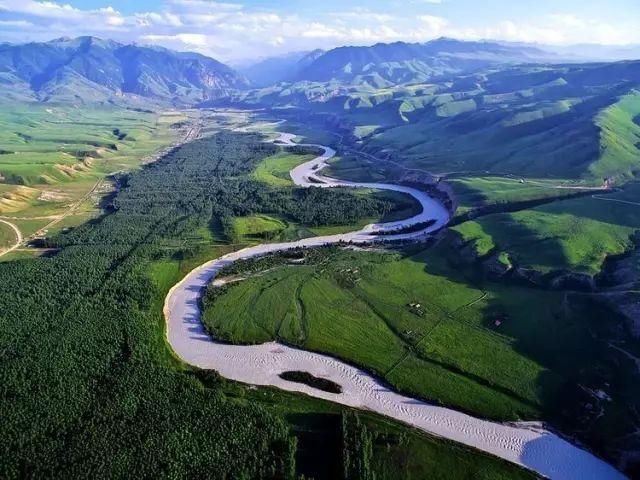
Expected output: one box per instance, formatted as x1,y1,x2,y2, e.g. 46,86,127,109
0,36,576,104
291,38,561,87
237,49,325,87
0,36,249,104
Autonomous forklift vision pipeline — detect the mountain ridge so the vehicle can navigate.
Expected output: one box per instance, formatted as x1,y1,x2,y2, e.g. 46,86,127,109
0,36,249,104
292,37,563,86
237,49,325,87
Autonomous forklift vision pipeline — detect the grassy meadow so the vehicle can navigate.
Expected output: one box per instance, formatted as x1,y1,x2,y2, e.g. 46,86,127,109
202,243,640,461
0,221,17,248
0,104,187,187
452,183,640,275
0,104,190,259
203,246,549,420
252,150,318,186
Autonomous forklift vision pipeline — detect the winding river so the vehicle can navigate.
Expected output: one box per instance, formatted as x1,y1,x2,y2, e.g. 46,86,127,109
164,132,626,479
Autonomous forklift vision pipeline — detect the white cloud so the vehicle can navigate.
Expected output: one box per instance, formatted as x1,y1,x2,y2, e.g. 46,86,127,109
549,14,586,29
418,15,448,33
0,19,32,27
331,9,396,23
135,12,183,28
451,14,640,46
0,1,638,62
142,33,208,48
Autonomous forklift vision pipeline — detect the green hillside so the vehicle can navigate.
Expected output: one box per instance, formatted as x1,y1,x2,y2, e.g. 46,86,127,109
590,90,640,179
0,104,183,187
203,244,640,467
222,61,640,183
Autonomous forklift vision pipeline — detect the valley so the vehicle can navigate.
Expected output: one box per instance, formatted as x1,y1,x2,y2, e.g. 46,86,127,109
169,124,635,479
0,105,194,260
0,114,541,479
1,30,640,480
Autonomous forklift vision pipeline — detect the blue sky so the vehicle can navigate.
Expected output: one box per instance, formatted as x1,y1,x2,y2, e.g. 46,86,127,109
1,0,639,62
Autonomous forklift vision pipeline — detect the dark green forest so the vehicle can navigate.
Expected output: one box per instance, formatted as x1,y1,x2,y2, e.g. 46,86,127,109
0,132,393,478
0,131,536,479
0,133,295,478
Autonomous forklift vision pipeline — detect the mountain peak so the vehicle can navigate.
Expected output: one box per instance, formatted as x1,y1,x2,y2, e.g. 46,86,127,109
0,38,248,104
294,38,558,85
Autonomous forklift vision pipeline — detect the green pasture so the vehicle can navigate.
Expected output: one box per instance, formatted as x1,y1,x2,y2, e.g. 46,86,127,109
0,103,185,186
203,247,553,420
448,176,585,213
452,183,640,274
0,221,17,248
203,243,640,454
252,150,317,186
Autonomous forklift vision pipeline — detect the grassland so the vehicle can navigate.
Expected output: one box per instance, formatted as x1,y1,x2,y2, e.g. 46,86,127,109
202,243,640,464
0,104,187,187
203,247,557,420
234,214,287,237
590,90,640,180
0,103,191,256
448,176,588,215
252,150,318,186
452,183,640,274
0,221,17,248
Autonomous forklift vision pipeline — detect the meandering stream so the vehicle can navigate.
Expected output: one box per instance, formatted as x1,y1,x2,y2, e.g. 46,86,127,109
164,132,625,480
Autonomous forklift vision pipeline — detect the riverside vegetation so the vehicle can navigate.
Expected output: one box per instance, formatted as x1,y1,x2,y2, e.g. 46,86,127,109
202,239,640,472
0,130,533,478
3,34,640,477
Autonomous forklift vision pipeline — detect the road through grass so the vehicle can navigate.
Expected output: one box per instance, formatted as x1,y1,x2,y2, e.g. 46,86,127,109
0,219,21,256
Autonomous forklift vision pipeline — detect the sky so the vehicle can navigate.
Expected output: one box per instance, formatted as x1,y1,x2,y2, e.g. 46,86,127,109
1,0,639,63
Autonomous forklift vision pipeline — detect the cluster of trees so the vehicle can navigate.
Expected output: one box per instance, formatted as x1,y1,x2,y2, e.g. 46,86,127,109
213,246,337,278
279,371,343,394
0,129,438,478
342,413,375,480
0,132,322,478
372,219,437,236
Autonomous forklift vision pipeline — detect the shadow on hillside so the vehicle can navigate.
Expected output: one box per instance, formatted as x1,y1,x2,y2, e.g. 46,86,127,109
285,412,342,480
448,179,571,274
403,223,640,473
531,184,640,230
